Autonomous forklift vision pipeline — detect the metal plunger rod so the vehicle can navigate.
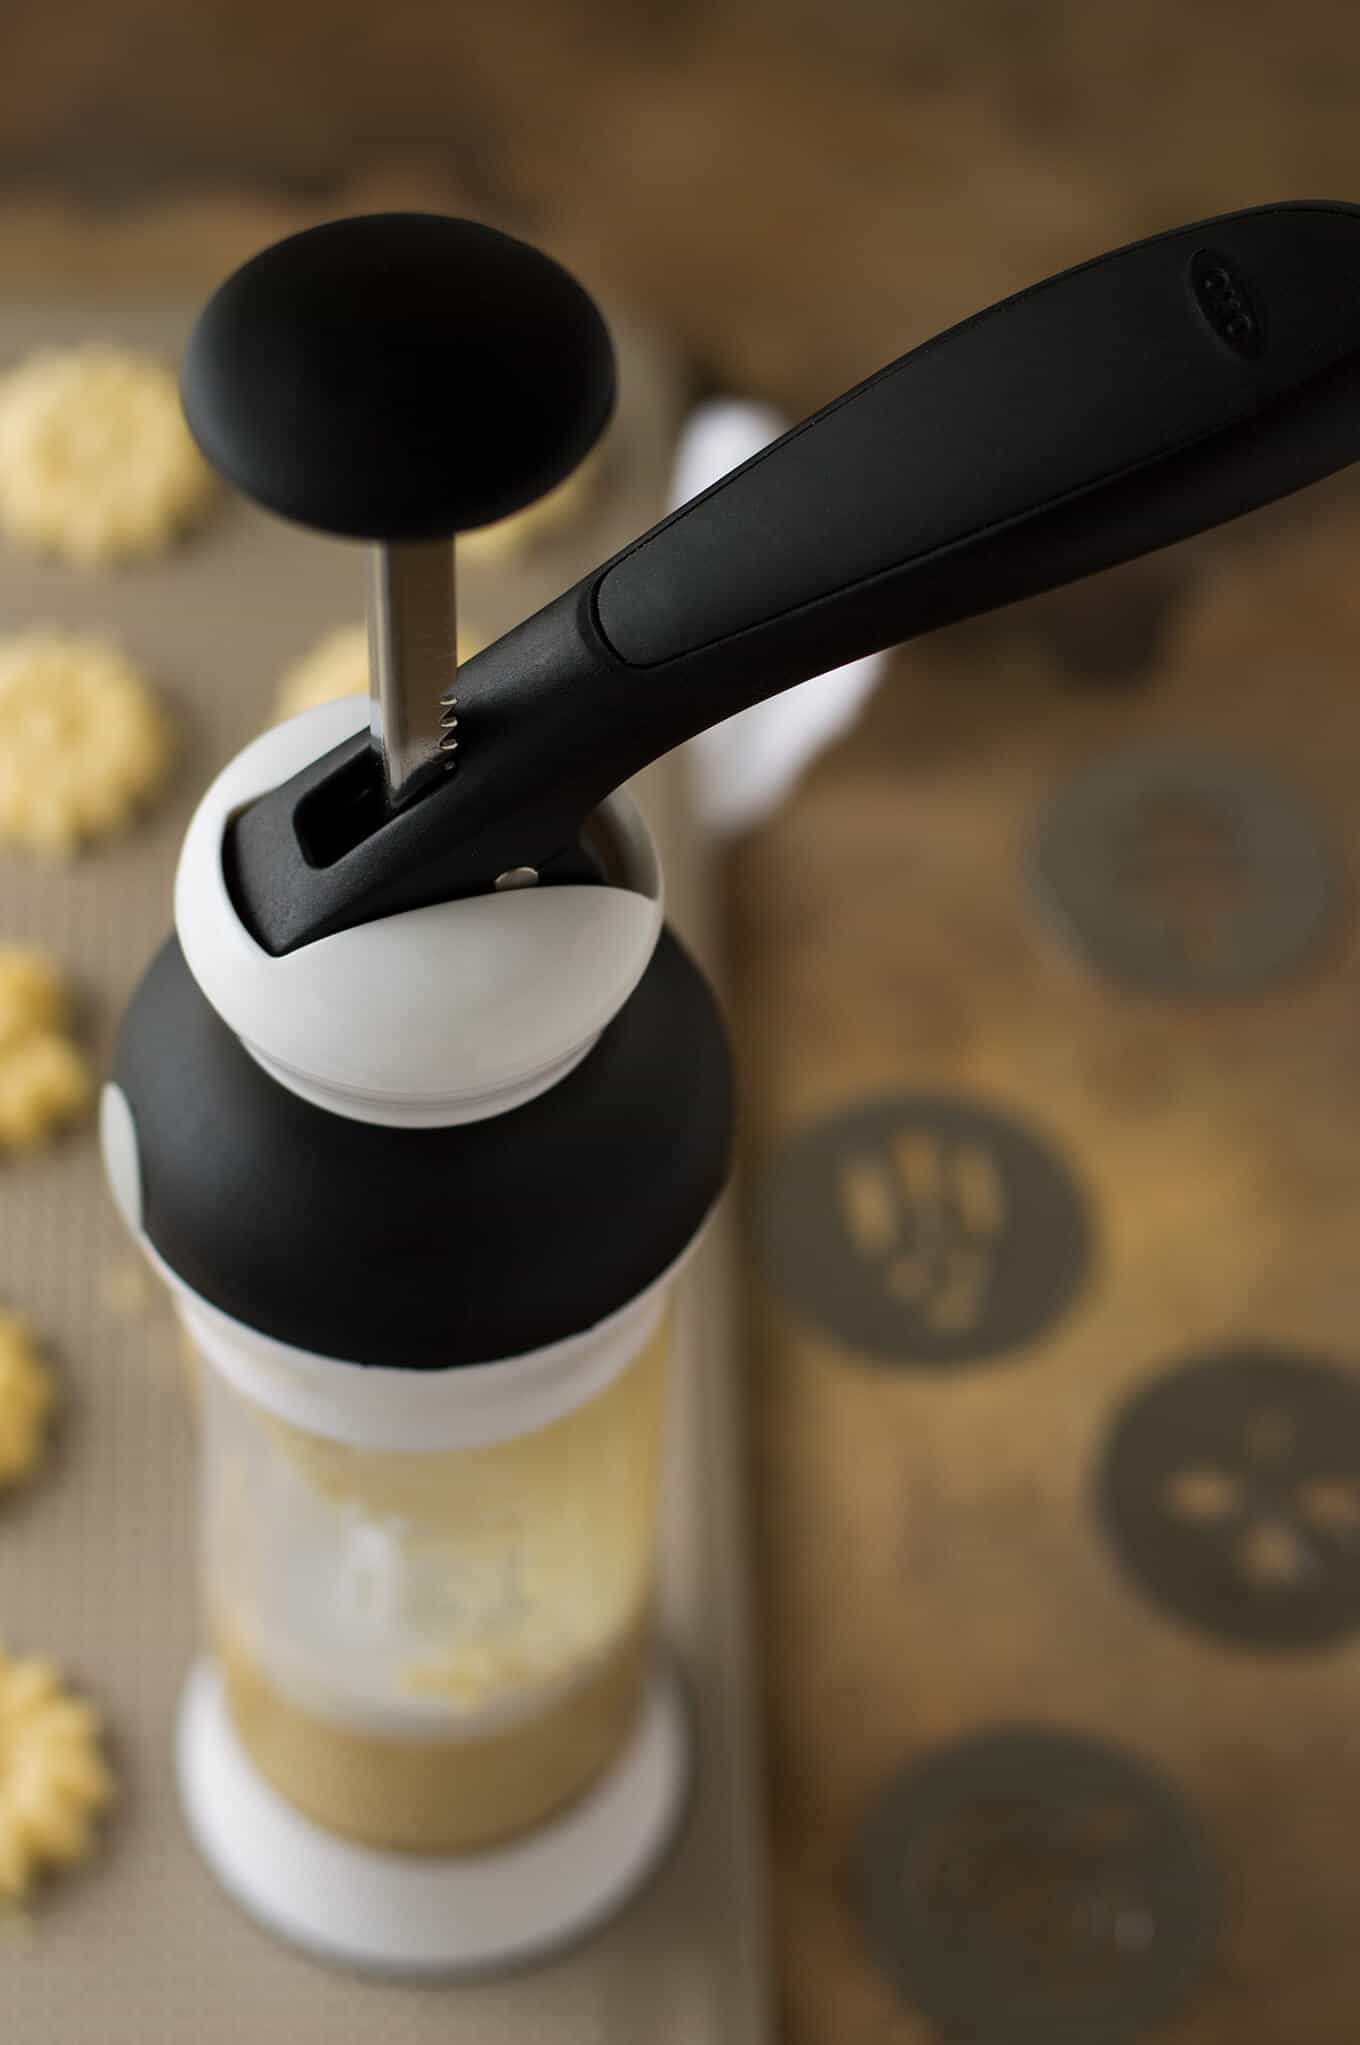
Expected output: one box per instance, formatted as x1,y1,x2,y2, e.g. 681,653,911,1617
366,539,460,807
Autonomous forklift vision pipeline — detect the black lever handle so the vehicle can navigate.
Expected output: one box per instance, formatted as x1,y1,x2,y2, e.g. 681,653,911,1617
227,201,1360,954
592,210,1354,674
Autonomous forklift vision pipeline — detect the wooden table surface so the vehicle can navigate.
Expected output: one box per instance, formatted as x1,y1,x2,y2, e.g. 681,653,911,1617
729,514,1360,2043
10,8,1360,2038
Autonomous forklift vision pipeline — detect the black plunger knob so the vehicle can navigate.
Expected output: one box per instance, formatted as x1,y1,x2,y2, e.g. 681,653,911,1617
180,213,616,542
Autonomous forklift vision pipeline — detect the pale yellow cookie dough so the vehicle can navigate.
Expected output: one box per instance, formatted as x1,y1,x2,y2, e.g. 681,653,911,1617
0,945,91,1153
216,1325,668,1850
273,620,482,724
459,449,602,567
0,1647,113,1900
0,345,213,566
0,630,173,855
0,1314,55,1491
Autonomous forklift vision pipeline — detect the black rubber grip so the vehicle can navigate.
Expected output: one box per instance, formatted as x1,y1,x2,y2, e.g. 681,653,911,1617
594,201,1360,670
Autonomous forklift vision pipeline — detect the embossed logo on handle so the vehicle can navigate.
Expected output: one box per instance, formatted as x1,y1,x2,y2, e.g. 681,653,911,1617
1190,248,1265,359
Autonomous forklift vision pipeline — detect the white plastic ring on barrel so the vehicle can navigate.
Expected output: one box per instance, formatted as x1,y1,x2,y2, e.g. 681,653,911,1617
178,1659,691,1979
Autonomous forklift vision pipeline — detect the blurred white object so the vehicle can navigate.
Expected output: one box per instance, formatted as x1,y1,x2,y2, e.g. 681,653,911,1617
671,400,887,833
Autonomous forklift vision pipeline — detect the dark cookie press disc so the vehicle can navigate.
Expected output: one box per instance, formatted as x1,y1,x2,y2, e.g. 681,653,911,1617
854,1726,1220,2045
1099,1348,1360,1650
760,1093,1092,1368
1028,742,1339,992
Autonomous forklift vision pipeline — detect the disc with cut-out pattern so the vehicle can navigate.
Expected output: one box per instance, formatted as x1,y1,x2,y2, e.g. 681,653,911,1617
1100,1348,1360,1649
1028,742,1339,992
855,1725,1220,2045
760,1093,1093,1367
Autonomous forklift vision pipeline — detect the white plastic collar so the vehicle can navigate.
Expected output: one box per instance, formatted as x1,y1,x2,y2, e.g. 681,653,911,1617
161,1223,708,1449
174,698,663,1126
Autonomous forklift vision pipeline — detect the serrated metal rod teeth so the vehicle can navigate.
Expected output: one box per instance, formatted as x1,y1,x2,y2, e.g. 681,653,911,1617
437,686,460,760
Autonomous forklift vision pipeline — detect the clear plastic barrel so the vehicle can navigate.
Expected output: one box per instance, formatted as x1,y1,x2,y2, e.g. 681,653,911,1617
194,1312,671,1853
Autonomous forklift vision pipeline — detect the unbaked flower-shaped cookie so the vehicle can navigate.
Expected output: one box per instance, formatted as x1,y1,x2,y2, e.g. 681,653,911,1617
0,344,213,566
0,945,92,1152
0,1646,113,1900
0,630,173,855
0,1313,56,1491
274,620,481,724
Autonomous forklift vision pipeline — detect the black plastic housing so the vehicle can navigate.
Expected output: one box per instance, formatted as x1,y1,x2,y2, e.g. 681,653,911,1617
114,930,732,1370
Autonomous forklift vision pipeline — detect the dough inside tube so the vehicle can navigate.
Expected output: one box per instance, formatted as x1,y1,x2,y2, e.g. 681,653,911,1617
200,1319,671,1853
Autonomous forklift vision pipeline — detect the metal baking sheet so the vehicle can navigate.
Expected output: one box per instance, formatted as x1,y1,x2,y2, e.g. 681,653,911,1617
0,290,768,2044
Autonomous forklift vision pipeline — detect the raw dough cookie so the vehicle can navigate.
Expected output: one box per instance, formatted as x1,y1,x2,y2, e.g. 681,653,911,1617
0,1314,56,1491
0,1646,113,1901
0,344,213,565
274,620,481,723
459,448,603,566
0,945,92,1152
0,630,173,854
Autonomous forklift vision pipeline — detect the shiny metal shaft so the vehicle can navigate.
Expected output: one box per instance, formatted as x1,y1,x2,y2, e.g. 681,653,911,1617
366,539,460,807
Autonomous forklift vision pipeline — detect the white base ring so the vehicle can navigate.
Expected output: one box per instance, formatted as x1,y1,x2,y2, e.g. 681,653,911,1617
176,1659,691,1979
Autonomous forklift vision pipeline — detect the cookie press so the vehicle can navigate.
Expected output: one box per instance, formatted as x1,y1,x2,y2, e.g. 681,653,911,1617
103,203,1360,1975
